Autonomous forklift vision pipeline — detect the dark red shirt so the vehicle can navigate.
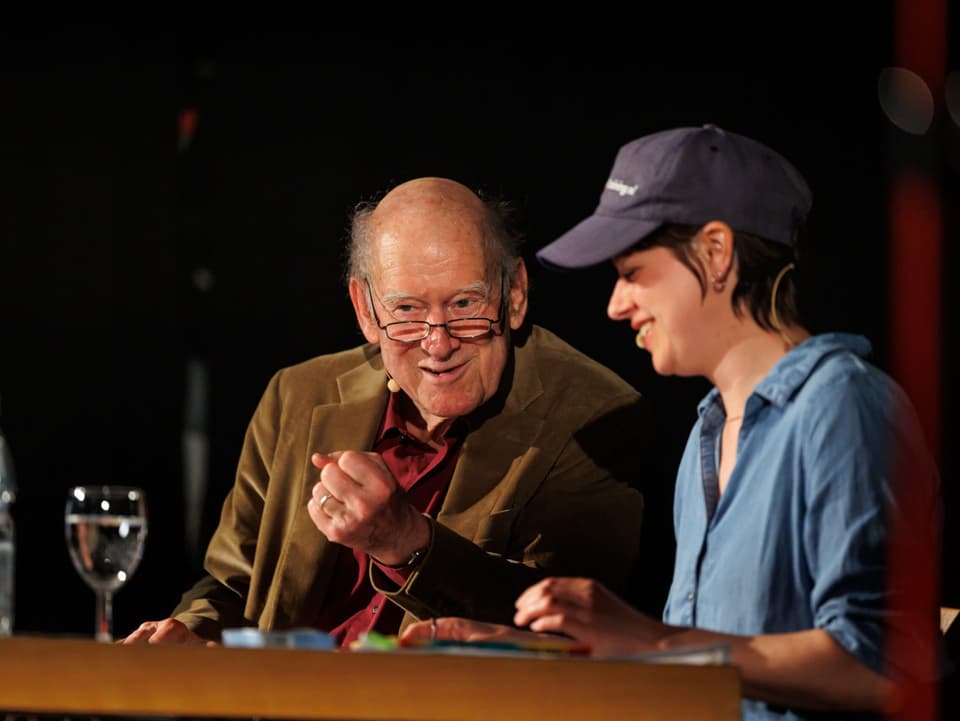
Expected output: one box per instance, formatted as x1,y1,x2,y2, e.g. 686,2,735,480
313,392,464,648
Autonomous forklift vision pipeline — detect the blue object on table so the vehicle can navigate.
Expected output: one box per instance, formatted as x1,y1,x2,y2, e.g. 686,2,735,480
221,628,336,650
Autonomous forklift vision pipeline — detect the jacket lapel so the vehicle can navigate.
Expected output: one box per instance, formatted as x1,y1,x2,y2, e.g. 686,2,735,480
438,414,545,544
437,333,548,549
267,360,388,628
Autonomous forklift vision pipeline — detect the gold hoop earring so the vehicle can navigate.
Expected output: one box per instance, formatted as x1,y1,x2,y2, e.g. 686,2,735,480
770,262,797,348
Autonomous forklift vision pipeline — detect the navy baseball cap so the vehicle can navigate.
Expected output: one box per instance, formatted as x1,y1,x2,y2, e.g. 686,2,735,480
536,124,813,269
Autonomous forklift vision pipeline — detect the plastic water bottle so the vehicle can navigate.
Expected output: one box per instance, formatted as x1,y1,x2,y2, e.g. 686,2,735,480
0,421,15,637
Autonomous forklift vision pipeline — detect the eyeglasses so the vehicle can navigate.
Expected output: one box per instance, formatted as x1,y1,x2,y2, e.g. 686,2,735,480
365,281,506,343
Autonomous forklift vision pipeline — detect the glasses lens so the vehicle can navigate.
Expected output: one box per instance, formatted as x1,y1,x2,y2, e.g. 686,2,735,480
386,322,429,341
447,319,493,338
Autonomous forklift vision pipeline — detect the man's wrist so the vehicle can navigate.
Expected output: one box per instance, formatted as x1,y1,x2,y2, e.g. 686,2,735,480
377,513,433,568
381,544,428,569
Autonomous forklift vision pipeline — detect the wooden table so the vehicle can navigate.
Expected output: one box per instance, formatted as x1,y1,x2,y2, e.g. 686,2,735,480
0,635,740,720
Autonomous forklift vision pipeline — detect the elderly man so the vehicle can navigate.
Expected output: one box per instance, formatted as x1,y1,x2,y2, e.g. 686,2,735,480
122,177,648,647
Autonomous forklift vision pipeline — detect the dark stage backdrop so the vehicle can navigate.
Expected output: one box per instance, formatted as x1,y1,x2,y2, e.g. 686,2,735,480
1,10,956,639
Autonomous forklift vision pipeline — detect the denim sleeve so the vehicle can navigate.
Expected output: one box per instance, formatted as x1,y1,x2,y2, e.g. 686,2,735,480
801,367,940,680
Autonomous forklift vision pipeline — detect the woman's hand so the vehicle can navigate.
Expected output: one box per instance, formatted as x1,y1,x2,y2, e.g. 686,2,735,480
513,577,669,657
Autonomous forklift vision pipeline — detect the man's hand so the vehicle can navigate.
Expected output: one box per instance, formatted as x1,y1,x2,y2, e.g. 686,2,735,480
307,450,430,565
120,618,217,646
400,616,546,645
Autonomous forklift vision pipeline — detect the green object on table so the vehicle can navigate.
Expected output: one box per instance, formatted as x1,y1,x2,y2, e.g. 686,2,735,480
352,630,399,651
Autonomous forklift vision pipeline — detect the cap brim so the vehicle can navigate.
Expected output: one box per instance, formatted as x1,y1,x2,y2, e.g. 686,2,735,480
535,213,662,270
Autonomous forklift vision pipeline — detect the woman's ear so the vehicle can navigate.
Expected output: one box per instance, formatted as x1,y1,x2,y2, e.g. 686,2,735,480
699,221,735,291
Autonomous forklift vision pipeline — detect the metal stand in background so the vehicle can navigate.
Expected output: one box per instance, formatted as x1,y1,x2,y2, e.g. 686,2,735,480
177,55,217,571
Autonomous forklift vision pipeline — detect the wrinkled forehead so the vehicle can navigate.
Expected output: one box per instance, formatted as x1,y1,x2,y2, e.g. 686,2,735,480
370,231,491,293
370,207,497,287
377,280,490,309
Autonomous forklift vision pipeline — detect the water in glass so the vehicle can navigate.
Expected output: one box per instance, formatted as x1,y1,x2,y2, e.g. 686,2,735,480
65,486,147,641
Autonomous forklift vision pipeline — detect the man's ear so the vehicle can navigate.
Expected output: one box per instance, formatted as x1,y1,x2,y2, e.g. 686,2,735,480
698,220,735,287
349,277,381,344
507,259,529,331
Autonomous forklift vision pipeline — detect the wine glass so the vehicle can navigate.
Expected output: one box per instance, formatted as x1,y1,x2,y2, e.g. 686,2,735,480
65,486,147,642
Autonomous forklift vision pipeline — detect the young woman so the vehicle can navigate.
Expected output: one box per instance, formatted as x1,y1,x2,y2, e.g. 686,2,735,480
403,126,941,721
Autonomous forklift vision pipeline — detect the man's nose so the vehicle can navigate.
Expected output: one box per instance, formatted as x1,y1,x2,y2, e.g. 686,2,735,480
421,321,460,355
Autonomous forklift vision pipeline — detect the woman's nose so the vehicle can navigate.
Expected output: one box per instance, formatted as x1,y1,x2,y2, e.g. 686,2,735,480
606,279,633,321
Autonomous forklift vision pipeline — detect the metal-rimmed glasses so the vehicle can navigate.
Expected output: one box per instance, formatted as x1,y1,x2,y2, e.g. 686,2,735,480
365,281,506,343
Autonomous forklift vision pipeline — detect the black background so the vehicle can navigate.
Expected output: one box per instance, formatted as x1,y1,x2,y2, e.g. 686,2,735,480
1,7,957,640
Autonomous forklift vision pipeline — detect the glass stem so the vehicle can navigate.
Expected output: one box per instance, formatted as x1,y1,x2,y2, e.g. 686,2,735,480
95,590,113,642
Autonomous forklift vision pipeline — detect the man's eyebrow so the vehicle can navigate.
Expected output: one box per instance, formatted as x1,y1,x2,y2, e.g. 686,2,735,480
380,281,490,306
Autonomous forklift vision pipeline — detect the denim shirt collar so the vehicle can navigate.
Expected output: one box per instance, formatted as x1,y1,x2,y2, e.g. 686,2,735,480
696,332,873,423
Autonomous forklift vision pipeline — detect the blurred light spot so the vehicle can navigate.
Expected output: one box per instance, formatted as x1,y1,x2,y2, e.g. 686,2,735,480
878,67,935,134
178,108,199,152
192,267,215,292
946,71,960,127
196,60,217,80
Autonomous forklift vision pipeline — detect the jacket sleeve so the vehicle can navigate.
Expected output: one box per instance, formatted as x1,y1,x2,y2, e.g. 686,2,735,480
371,392,649,627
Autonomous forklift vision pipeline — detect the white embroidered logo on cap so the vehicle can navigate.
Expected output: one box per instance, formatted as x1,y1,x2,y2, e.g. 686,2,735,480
605,178,638,196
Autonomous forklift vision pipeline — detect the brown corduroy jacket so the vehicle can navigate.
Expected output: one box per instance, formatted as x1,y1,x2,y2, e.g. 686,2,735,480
173,325,649,639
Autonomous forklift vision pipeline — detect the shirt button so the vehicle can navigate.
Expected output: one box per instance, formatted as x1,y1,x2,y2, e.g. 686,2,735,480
687,592,695,601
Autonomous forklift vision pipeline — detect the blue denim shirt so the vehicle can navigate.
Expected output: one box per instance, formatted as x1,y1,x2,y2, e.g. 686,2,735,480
663,333,939,721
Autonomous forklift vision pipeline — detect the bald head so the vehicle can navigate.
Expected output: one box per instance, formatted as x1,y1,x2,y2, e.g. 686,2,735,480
346,177,521,289
374,177,487,225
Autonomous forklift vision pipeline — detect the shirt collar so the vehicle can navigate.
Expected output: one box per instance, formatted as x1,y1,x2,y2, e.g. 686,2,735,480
377,390,470,445
697,332,873,420
378,390,407,441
